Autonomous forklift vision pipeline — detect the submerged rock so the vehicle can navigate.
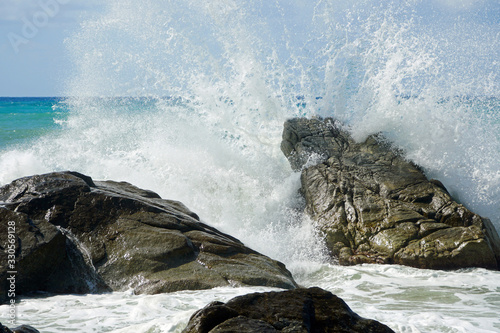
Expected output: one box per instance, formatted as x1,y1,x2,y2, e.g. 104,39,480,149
0,172,297,303
182,287,395,333
282,118,500,270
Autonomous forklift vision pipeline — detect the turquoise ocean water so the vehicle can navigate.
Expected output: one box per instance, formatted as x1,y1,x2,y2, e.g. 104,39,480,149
0,98,67,148
1,0,500,332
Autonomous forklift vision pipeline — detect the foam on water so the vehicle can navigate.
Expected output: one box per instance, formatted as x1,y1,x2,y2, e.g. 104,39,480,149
303,264,500,333
6,287,281,332
2,266,499,332
1,1,499,332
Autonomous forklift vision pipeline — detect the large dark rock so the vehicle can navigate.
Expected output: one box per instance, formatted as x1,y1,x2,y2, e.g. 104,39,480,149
0,172,297,303
182,287,395,333
282,118,500,270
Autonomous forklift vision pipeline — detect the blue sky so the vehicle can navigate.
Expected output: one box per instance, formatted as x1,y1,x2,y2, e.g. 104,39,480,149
0,0,498,97
0,0,104,96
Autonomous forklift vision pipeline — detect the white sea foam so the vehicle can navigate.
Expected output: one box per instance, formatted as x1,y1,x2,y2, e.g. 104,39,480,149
2,266,499,332
4,287,280,333
302,264,500,333
0,1,499,332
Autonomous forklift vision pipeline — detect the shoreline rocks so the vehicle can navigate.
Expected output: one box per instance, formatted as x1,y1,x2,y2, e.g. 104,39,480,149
0,171,297,303
182,287,395,333
282,117,500,270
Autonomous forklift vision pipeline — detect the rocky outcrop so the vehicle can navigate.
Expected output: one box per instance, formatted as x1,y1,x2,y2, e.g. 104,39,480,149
0,172,297,303
182,287,394,333
282,118,500,270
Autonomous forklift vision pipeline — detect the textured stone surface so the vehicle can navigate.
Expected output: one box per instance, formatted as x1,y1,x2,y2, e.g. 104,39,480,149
0,207,109,304
281,117,500,270
0,172,297,302
182,287,395,333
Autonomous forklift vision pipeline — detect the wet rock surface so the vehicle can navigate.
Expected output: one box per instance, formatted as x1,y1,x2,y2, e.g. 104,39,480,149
0,206,109,302
182,287,395,333
0,172,297,303
282,117,500,270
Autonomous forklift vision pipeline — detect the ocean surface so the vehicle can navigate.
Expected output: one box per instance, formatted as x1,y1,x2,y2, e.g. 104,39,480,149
1,1,500,332
0,98,67,148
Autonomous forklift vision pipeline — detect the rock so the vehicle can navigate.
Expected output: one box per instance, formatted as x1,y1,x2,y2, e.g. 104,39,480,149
0,207,110,304
0,324,11,333
0,324,39,333
182,287,395,333
0,172,297,302
281,118,500,270
10,326,40,333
